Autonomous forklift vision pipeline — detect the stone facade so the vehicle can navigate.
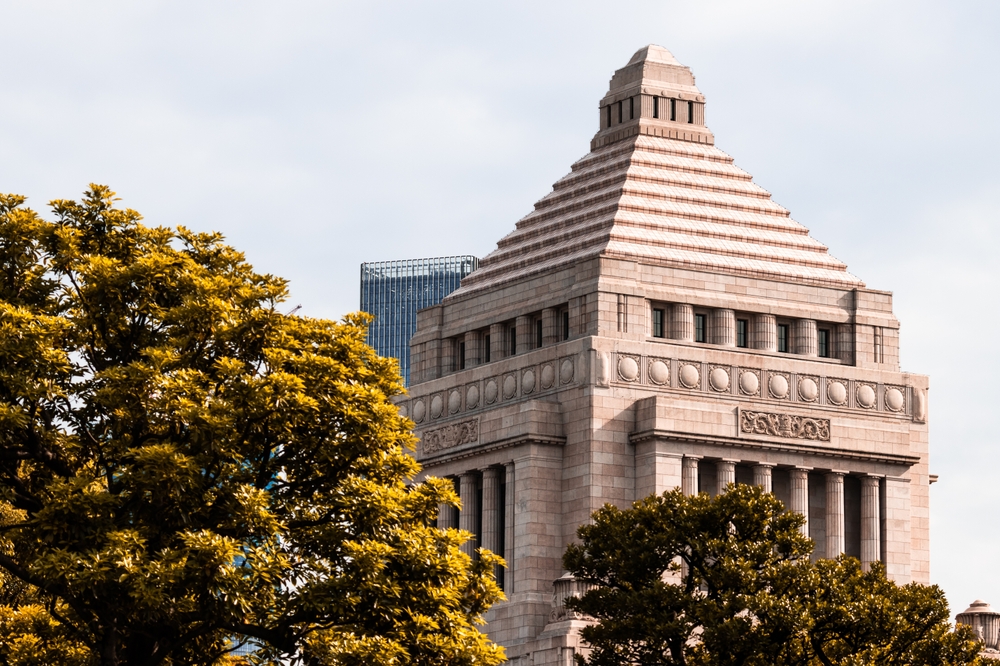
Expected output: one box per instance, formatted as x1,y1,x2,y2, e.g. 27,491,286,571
400,45,932,664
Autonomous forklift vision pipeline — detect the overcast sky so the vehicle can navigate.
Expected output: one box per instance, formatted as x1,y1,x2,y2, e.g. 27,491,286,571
2,0,998,616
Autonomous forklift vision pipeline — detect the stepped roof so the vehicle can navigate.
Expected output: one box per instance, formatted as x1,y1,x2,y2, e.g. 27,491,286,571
452,45,862,298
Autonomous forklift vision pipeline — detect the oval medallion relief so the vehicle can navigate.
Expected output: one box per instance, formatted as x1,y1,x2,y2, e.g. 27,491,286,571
466,385,480,409
798,377,819,402
398,403,408,419
648,360,669,385
768,374,789,399
503,375,517,400
522,369,536,394
560,358,574,384
678,364,700,389
618,356,639,382
412,399,426,423
739,370,759,396
540,364,555,389
857,384,877,409
448,390,461,414
885,387,905,412
709,367,730,392
827,381,848,405
430,395,443,419
484,379,498,404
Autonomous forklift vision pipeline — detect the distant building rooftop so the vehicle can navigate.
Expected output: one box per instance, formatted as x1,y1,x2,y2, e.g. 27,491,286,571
360,255,478,386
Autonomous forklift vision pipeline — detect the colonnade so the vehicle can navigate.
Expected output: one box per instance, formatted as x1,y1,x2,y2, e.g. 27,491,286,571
437,463,514,592
664,304,852,360
679,455,883,570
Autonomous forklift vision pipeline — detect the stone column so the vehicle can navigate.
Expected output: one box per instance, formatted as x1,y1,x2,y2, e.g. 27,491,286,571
459,472,480,558
861,475,881,571
789,467,810,536
826,471,846,558
463,331,480,368
542,307,560,346
504,462,515,594
682,456,700,496
489,322,504,362
515,315,532,355
793,319,818,357
670,304,694,341
481,467,502,580
716,459,737,496
836,323,854,364
752,313,777,351
711,309,736,347
752,463,775,494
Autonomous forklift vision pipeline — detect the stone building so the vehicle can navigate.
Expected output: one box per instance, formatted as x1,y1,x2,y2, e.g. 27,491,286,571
397,45,932,664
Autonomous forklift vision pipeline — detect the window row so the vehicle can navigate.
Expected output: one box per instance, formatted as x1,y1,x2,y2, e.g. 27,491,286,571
651,303,839,359
603,94,697,129
450,304,572,372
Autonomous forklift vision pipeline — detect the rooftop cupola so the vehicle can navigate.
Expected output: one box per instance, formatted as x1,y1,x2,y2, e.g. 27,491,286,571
593,44,713,150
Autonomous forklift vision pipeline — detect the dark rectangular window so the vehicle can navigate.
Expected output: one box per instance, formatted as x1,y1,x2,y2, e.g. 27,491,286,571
652,308,665,338
737,319,748,348
484,334,491,363
777,324,789,353
605,105,611,128
508,326,516,356
818,329,830,358
695,314,706,343
562,310,570,340
497,471,506,589
535,319,543,348
458,341,465,370
688,101,694,124
653,96,659,118
618,101,623,123
670,98,676,121
629,97,634,120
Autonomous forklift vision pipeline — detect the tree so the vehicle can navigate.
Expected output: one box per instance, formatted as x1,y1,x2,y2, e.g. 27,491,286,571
0,186,505,666
563,485,981,666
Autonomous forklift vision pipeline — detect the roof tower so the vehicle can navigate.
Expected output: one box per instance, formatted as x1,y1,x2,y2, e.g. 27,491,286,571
454,45,861,297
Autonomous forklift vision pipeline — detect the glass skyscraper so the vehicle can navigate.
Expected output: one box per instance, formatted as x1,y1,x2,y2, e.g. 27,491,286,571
360,255,479,386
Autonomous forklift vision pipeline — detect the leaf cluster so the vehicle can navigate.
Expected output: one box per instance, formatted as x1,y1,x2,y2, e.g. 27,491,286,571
564,485,981,666
0,187,505,666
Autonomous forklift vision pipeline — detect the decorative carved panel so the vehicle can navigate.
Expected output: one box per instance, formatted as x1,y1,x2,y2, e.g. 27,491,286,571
420,418,480,454
739,409,830,442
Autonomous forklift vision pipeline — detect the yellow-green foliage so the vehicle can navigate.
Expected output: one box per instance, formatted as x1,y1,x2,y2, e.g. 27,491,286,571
0,187,504,666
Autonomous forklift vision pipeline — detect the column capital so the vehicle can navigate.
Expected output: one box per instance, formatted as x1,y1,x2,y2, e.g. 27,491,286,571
826,469,849,477
683,455,703,461
719,458,741,464
793,465,813,471
752,462,776,468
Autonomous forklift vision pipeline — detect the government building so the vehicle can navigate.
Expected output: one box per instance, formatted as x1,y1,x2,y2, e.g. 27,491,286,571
395,45,932,664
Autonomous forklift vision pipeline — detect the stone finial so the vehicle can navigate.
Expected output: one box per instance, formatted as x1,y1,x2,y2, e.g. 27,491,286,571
549,573,596,623
957,600,1000,652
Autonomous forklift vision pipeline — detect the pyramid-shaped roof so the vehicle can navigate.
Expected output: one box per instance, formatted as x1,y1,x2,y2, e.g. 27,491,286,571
453,45,862,297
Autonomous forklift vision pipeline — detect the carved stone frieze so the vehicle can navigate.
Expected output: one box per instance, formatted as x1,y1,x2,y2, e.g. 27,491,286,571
740,409,830,442
420,418,480,455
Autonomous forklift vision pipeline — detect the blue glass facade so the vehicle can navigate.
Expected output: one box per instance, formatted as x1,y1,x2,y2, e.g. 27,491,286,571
360,255,479,386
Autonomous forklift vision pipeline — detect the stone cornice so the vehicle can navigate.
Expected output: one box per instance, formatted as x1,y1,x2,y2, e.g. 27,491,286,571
628,428,920,467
